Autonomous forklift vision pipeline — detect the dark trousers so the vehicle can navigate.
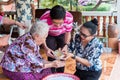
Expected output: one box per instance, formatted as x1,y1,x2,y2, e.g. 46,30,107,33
75,68,102,80
46,34,65,51
46,34,65,73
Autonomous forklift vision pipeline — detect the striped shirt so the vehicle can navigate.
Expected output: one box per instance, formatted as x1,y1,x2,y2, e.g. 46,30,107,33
40,11,73,36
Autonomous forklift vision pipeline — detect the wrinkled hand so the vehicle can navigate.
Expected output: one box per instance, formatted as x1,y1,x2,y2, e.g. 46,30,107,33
53,60,65,68
0,35,10,47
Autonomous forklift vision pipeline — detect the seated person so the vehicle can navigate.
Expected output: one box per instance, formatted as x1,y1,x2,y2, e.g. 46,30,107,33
40,5,73,72
0,21,65,80
0,15,26,47
67,18,103,80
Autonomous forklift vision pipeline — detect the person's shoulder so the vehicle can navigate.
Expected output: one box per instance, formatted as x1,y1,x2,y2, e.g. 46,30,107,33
42,10,50,16
40,10,50,19
44,10,50,14
64,11,73,22
66,11,73,17
94,37,103,47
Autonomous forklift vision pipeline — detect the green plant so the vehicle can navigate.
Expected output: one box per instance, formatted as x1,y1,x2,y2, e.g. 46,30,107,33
81,3,111,11
39,0,111,11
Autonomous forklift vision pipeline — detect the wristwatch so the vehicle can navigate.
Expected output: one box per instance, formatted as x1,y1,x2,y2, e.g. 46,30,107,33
72,54,76,59
64,43,69,47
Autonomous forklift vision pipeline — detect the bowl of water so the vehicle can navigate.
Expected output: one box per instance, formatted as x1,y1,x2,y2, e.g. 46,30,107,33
42,73,80,80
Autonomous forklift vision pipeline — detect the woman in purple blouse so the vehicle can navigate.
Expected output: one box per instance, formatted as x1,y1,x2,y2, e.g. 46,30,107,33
0,21,65,80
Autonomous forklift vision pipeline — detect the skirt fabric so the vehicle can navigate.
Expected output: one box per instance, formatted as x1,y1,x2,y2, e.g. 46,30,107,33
2,68,52,80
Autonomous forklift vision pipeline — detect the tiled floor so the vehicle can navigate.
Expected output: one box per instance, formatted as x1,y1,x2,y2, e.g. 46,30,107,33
99,51,118,80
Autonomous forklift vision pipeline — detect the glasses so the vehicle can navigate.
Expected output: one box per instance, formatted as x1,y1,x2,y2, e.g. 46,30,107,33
80,31,91,38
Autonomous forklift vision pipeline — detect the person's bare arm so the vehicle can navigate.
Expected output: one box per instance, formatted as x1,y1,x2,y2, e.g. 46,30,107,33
65,32,71,44
62,32,71,53
2,17,26,29
31,3,35,22
0,0,14,5
43,60,65,69
69,53,91,67
42,41,55,58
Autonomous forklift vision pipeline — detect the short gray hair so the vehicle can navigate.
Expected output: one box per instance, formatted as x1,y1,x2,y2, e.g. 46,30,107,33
30,21,49,38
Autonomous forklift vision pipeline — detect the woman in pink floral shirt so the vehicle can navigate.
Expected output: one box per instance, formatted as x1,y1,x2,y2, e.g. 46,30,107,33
40,5,73,72
0,21,65,80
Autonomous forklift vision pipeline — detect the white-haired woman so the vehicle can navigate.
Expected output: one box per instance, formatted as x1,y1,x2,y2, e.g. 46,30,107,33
0,21,64,80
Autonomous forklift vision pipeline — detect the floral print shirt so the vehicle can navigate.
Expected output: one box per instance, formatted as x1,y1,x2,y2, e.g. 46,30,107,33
69,34,103,71
15,0,34,22
0,33,44,73
40,11,73,36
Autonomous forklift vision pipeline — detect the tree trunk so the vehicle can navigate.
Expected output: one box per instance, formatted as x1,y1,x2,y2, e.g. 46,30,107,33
70,0,73,10
91,0,114,11
91,0,102,11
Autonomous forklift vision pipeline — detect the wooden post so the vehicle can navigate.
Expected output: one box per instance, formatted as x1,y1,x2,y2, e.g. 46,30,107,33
37,0,40,8
97,16,100,36
91,16,94,20
114,16,117,23
103,16,107,37
109,16,112,24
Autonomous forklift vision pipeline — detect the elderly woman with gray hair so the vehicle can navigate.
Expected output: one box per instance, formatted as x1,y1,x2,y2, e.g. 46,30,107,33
0,21,65,80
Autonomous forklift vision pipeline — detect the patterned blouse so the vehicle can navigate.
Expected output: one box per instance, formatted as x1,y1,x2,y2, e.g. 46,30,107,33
0,33,44,73
69,34,103,71
40,11,73,36
15,0,34,22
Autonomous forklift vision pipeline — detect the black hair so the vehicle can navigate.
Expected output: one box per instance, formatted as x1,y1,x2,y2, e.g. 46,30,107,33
83,18,98,35
50,5,66,20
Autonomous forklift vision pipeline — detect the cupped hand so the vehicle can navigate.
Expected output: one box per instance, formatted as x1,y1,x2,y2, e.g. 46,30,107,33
62,45,68,55
46,48,55,59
